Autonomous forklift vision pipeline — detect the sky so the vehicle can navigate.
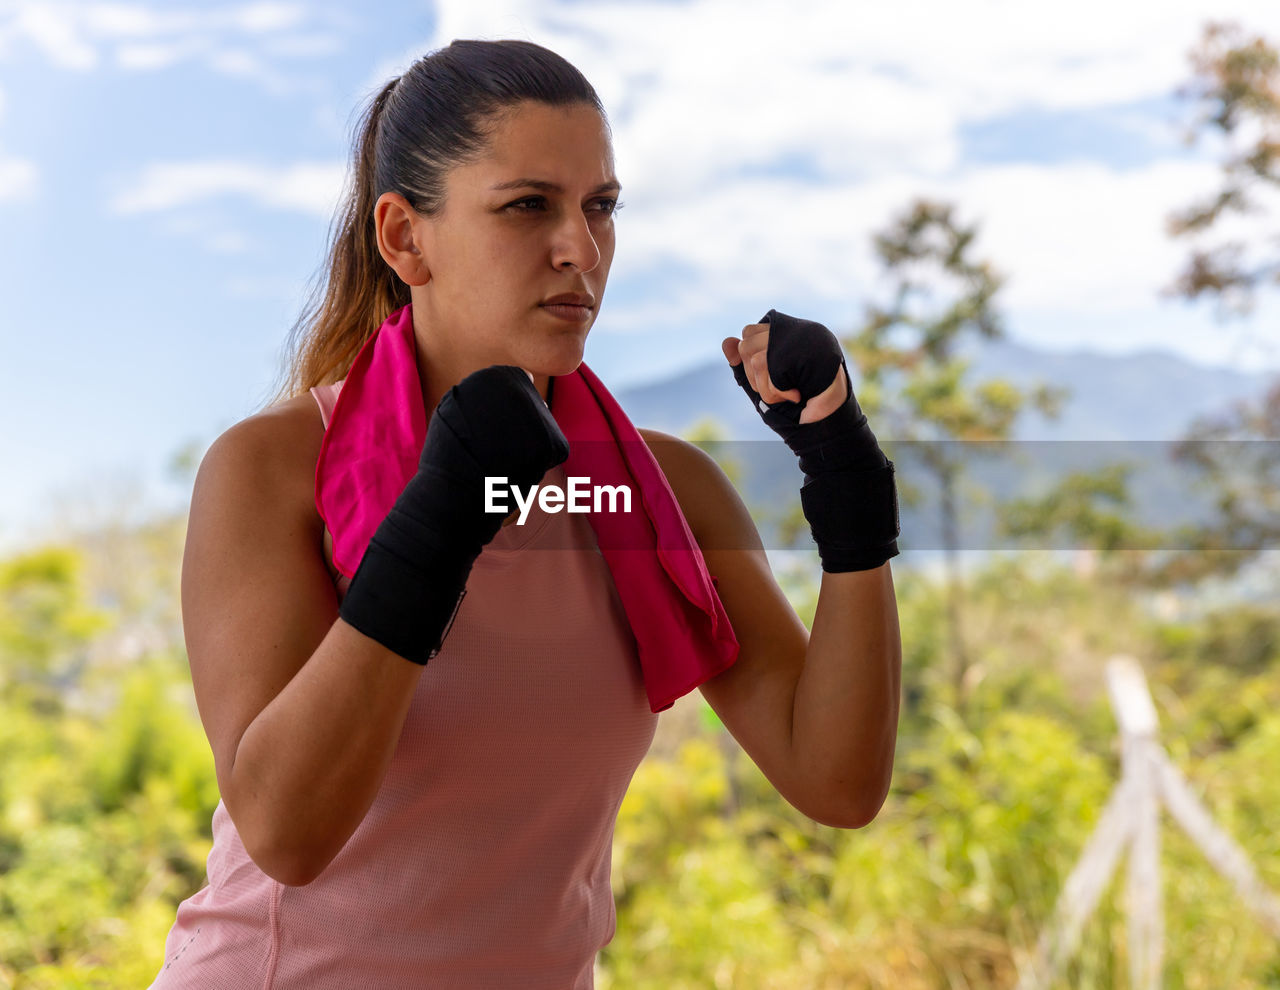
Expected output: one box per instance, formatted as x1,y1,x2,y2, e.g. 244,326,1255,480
2,0,1280,555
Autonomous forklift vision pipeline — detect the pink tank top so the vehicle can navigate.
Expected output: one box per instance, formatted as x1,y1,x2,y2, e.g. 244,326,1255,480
149,382,658,989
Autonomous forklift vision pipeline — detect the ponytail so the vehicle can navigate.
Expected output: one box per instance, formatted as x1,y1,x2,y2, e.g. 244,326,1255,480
262,77,409,408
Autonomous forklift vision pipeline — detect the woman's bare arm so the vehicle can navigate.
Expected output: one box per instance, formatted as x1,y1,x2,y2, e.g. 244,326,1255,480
182,403,426,886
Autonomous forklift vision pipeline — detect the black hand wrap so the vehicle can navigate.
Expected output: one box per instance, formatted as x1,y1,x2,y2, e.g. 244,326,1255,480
339,366,570,664
732,309,900,572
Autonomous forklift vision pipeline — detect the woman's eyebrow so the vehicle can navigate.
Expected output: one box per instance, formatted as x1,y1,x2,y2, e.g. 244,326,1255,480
490,178,622,194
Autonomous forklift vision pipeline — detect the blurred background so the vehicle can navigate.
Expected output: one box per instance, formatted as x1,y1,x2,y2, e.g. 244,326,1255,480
2,1,1279,987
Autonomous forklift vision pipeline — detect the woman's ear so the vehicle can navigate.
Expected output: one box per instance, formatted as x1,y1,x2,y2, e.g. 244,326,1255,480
374,192,431,286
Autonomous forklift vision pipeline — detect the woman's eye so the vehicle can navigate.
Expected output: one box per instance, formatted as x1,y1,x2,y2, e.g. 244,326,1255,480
505,197,625,216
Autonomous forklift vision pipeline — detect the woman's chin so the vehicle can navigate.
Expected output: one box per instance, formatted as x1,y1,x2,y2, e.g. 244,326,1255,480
553,355,585,376
542,343,589,377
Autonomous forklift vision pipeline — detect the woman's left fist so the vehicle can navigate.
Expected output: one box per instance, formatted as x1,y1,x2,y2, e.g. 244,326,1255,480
722,310,848,425
722,309,898,572
723,308,887,480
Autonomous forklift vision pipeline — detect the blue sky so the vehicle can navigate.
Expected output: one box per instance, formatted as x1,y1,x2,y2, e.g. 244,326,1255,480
2,0,1279,554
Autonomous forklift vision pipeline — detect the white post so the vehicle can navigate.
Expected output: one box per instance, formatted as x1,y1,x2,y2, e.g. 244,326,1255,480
1016,778,1136,989
1151,747,1280,938
1110,655,1164,990
1018,655,1280,989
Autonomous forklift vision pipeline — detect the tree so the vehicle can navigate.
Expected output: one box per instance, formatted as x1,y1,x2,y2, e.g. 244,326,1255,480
1154,21,1280,587
1165,20,1280,323
845,199,1068,723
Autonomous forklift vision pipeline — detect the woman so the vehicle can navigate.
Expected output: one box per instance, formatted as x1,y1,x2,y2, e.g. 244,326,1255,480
151,38,902,989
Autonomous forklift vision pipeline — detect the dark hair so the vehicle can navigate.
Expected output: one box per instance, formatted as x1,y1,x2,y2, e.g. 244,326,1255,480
263,39,609,407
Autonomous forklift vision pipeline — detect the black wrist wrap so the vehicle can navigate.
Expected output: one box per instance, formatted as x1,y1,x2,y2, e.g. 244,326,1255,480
337,365,569,665
735,309,902,572
339,461,492,665
340,535,473,665
800,461,901,572
783,379,901,573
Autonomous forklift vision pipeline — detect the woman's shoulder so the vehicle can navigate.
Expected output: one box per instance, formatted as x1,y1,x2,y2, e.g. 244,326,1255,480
636,426,763,555
636,427,721,534
216,393,325,464
199,393,327,525
636,427,710,490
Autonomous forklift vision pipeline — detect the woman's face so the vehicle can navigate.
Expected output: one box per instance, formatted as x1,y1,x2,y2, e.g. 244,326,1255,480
413,100,619,379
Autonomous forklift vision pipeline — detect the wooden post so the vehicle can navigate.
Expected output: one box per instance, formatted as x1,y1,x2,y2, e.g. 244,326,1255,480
1151,747,1280,938
1017,655,1280,989
1111,658,1163,990
1016,776,1136,988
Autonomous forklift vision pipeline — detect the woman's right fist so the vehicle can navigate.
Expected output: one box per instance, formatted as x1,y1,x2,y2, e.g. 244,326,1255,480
341,366,570,665
423,365,570,495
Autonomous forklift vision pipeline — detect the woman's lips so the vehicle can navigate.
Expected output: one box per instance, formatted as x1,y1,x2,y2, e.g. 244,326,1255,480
540,303,592,322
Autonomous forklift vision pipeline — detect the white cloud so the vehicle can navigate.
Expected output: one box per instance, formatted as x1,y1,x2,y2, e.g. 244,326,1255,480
115,38,206,70
80,3,171,37
611,151,1280,332
926,160,1234,311
1,1,330,81
74,1,306,37
411,0,1280,367
0,154,37,202
0,85,37,203
109,159,346,217
231,3,307,34
50,0,1280,367
599,159,1221,324
432,0,1280,118
8,4,99,69
412,0,1280,204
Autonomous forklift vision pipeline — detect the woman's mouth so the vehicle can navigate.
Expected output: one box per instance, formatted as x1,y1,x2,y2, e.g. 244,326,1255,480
539,303,592,322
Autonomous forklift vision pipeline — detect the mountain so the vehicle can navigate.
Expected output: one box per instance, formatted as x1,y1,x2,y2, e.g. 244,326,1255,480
613,336,1278,561
614,335,1277,443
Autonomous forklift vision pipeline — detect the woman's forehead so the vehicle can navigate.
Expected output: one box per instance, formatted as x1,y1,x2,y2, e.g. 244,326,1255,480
472,102,615,178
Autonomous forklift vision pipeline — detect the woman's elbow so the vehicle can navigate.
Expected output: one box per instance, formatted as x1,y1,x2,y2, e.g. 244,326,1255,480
835,764,894,829
244,831,328,887
225,795,329,887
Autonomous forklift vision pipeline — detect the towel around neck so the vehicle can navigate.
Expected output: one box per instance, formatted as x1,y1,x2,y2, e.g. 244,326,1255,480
314,303,739,713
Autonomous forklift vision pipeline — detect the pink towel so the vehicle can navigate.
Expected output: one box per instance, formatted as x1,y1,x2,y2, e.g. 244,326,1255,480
315,304,739,713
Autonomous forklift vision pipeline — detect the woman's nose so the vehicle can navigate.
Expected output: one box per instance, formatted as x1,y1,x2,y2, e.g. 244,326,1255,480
550,210,602,272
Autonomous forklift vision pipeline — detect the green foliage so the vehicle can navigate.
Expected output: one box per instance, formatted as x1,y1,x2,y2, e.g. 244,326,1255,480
606,741,797,987
600,548,1280,988
0,715,215,987
2,524,1278,988
0,541,215,988
84,660,220,825
0,547,111,713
